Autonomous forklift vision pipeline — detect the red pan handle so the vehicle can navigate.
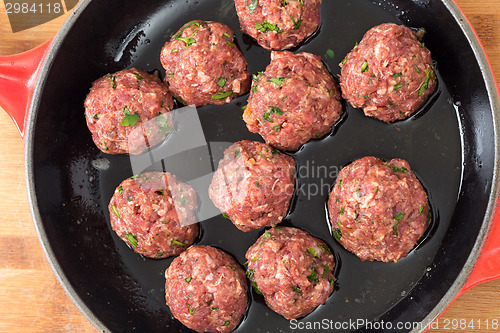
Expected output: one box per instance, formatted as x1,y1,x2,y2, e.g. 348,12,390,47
0,38,53,138
459,201,500,293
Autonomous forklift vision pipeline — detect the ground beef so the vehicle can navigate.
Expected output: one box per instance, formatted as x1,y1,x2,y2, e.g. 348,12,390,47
243,51,342,151
209,140,295,232
165,245,248,333
327,156,431,262
84,68,174,155
234,0,322,50
160,20,251,106
339,23,437,123
108,171,198,258
245,227,335,319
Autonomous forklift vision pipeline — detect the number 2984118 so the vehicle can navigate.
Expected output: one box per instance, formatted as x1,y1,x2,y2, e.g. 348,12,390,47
5,2,62,14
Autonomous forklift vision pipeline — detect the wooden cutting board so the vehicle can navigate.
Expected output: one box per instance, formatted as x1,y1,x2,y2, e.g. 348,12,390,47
0,1,499,332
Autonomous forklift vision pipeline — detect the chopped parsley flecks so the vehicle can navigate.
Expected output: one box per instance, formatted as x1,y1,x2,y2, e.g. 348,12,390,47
251,280,262,294
319,244,332,254
387,164,409,173
174,95,188,105
263,106,283,122
109,75,117,88
325,48,335,59
173,21,201,48
332,228,342,240
217,77,227,88
307,268,319,284
394,213,405,220
212,90,233,100
418,205,424,216
393,221,400,236
418,68,434,96
290,15,302,30
267,77,286,86
361,61,369,73
172,239,186,246
120,109,140,127
125,233,138,247
255,20,281,33
248,0,258,13
156,114,174,134
307,247,319,258
112,205,120,218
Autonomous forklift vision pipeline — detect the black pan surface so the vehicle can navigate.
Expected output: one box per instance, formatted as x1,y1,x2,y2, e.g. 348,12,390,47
26,0,498,332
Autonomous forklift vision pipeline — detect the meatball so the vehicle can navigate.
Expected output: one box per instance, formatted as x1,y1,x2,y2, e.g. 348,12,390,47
160,20,251,106
108,171,198,258
165,245,248,333
339,23,437,123
245,227,335,319
327,156,431,262
209,140,296,232
234,0,322,50
84,68,174,155
243,51,342,151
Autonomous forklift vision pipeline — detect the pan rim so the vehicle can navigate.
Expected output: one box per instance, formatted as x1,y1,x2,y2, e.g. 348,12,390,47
415,0,500,331
23,0,109,331
23,0,500,332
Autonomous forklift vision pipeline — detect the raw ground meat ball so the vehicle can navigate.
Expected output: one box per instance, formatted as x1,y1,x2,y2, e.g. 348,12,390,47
243,51,342,151
165,245,248,333
160,20,251,106
327,156,431,262
234,0,322,50
209,140,296,232
84,68,174,155
245,227,336,319
108,171,198,258
339,23,437,123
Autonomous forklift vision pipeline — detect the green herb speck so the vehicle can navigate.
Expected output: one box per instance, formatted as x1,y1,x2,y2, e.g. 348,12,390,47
125,233,138,247
172,239,186,246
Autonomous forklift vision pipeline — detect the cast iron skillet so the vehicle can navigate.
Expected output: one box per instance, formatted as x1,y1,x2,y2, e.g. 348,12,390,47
10,0,500,331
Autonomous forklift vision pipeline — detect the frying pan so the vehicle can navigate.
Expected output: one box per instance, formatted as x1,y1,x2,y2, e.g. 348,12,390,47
1,0,499,331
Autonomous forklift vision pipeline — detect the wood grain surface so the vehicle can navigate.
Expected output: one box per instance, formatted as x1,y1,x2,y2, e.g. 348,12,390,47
0,1,499,332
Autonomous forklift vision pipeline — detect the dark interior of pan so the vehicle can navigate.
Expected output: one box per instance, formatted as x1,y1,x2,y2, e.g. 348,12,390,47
26,0,497,332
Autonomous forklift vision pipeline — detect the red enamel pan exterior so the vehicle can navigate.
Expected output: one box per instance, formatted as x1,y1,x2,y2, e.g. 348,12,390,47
1,0,500,331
